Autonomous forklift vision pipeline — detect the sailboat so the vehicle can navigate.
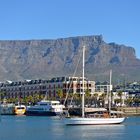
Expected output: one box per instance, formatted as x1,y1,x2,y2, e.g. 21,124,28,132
64,46,126,125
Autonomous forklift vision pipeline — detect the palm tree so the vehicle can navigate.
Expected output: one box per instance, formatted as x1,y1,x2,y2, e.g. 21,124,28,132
0,91,5,102
39,94,45,100
27,95,34,105
56,88,63,103
133,97,140,107
125,97,133,107
91,93,99,107
23,97,29,105
73,93,81,106
114,98,121,106
111,92,115,107
117,91,123,107
85,89,91,106
33,94,40,103
99,93,107,107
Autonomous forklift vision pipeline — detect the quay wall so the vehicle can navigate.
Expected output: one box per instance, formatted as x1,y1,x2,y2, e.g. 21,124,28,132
117,107,140,116
68,107,140,116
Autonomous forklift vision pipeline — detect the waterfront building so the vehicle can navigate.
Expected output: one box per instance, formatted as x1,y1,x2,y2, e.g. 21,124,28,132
0,77,95,101
95,81,112,94
114,81,140,94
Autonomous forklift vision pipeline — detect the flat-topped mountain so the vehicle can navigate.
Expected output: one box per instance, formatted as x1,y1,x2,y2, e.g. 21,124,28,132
0,35,140,83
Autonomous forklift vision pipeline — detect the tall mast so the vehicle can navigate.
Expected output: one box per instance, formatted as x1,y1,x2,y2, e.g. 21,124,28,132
82,46,85,118
109,69,112,113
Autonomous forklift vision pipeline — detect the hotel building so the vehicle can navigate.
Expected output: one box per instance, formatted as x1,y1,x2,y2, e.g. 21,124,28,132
0,77,95,100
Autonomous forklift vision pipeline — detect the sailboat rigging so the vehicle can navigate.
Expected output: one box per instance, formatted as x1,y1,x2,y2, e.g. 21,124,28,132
63,46,126,125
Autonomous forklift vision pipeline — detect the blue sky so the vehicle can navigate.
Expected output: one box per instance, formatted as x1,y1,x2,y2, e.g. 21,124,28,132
0,0,140,58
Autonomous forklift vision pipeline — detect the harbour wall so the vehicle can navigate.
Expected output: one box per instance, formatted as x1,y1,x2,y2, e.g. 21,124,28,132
68,107,140,116
117,107,140,116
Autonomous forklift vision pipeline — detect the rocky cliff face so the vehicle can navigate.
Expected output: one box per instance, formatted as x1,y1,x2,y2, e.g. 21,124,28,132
0,35,140,82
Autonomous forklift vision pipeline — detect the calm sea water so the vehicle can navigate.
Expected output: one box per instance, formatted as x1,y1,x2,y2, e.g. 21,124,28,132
0,115,140,140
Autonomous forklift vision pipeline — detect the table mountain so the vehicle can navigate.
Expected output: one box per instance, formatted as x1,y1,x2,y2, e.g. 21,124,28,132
0,35,140,83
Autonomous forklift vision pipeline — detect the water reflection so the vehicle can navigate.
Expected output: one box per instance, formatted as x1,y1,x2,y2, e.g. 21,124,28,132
61,125,126,140
0,116,140,140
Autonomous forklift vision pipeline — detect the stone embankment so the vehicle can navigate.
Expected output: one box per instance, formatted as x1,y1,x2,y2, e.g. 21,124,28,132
117,107,140,116
68,107,140,116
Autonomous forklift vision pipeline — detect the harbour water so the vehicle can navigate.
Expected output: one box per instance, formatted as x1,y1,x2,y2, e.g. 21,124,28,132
0,116,140,140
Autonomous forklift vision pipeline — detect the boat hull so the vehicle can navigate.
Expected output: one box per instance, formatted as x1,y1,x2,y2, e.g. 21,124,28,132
64,117,125,125
26,111,58,116
25,100,64,116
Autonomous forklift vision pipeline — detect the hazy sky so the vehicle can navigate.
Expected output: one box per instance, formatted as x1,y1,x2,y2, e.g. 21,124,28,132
0,0,140,57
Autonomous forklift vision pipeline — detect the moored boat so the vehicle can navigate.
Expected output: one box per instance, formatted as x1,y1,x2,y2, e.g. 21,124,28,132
1,103,15,115
26,100,65,116
64,110,125,125
63,46,126,125
14,104,26,115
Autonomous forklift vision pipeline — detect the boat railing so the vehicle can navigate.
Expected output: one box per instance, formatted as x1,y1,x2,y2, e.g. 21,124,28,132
85,112,124,118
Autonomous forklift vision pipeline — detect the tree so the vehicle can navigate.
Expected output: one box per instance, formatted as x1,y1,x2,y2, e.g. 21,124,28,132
111,92,115,107
27,95,34,104
114,98,120,106
91,93,99,107
33,94,40,103
56,88,63,103
125,97,133,107
39,94,45,100
99,93,107,107
117,91,123,106
85,89,91,106
133,97,140,107
0,91,5,102
73,93,81,106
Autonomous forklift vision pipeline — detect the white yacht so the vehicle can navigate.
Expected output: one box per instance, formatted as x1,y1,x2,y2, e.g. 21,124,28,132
26,100,65,116
64,110,125,125
64,46,126,125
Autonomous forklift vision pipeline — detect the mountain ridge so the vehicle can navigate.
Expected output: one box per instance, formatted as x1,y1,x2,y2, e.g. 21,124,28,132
0,35,140,83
